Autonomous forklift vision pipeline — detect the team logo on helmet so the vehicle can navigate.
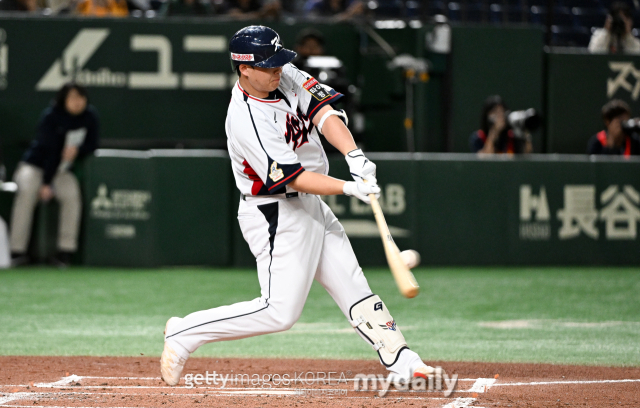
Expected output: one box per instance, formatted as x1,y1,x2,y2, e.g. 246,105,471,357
231,53,255,62
271,36,282,52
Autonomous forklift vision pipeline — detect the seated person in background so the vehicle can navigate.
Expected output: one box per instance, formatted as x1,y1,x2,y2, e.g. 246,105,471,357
0,0,41,12
470,95,532,154
160,0,212,16
224,0,280,19
76,0,128,16
588,1,640,54
305,0,364,20
10,83,99,267
587,99,640,156
292,28,325,67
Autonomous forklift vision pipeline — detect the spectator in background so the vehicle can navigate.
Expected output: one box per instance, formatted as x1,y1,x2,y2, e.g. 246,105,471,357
160,0,212,16
587,99,640,155
305,0,364,20
292,28,325,67
0,0,41,12
76,0,128,16
10,83,99,267
470,95,533,154
224,0,280,19
589,1,640,54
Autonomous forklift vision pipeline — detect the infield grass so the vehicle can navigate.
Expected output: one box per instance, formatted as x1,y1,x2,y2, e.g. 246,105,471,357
0,267,638,366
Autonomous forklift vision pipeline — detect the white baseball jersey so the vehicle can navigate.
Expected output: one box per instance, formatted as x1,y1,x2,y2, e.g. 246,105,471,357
226,63,342,196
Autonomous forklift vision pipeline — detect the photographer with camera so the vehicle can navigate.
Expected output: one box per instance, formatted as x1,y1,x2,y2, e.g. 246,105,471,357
588,1,640,54
470,95,537,155
587,99,640,156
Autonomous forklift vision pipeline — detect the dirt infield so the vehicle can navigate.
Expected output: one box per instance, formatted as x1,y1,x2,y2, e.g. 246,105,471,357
1,357,639,408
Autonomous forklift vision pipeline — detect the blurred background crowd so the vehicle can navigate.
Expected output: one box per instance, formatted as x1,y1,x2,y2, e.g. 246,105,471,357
0,0,637,49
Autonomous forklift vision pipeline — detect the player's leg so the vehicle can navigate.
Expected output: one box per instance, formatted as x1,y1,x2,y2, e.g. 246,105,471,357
52,171,82,254
9,163,43,256
162,196,324,384
313,198,431,379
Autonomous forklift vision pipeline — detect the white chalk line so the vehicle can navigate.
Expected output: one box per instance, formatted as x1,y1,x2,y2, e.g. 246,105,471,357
37,374,480,383
0,389,448,405
493,379,640,386
468,378,496,393
3,384,471,394
0,393,42,405
439,377,497,408
21,376,640,388
441,397,477,408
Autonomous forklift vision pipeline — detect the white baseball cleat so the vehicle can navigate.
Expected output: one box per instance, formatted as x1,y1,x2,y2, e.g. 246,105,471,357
160,317,187,386
412,364,435,380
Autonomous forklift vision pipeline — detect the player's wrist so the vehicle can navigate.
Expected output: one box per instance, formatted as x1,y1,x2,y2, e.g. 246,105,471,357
345,148,364,159
342,181,354,196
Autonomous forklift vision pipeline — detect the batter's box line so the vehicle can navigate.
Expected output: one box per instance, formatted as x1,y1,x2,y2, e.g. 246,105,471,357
492,379,640,386
22,374,479,386
0,390,450,406
436,377,498,408
10,384,477,395
54,374,481,382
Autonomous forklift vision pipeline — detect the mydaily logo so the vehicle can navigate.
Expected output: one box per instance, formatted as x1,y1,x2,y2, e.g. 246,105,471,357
36,28,230,91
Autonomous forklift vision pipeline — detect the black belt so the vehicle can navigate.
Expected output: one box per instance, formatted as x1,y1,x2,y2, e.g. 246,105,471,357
241,192,298,201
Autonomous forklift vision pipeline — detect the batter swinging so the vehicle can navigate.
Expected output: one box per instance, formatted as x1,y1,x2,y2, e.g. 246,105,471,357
161,25,433,386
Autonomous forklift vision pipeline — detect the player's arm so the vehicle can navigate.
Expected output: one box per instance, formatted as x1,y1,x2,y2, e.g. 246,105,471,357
289,169,379,204
313,105,378,187
287,65,378,194
293,106,380,202
289,171,344,195
312,105,357,155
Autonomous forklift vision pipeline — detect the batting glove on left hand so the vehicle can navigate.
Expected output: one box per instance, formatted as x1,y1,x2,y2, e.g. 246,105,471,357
345,149,377,185
343,180,381,205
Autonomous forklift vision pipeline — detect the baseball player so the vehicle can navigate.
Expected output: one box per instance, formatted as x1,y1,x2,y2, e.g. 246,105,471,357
161,25,433,386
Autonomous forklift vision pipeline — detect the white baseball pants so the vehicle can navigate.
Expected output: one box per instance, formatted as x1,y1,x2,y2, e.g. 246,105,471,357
166,193,423,375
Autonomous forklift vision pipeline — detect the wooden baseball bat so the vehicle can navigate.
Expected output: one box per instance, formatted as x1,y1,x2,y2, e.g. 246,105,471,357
369,193,420,298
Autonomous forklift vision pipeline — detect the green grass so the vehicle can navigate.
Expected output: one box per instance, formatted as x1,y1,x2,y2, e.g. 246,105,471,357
0,267,639,366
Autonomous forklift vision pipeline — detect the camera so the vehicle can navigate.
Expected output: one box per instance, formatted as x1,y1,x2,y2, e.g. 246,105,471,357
621,117,640,135
611,11,627,38
507,108,542,138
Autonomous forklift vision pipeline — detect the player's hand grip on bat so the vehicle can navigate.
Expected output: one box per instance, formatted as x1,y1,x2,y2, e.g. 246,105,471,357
343,180,380,204
345,149,378,185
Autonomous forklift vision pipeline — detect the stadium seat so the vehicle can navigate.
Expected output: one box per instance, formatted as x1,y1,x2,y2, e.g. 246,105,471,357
573,7,607,30
529,5,547,24
427,0,446,16
448,1,462,21
550,25,592,47
371,0,404,17
503,0,525,7
552,6,576,27
527,0,548,7
506,5,527,23
405,0,421,17
489,3,504,23
465,1,488,22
